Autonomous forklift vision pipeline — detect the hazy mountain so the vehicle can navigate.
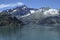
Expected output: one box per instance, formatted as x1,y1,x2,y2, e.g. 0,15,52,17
21,8,60,25
0,5,60,25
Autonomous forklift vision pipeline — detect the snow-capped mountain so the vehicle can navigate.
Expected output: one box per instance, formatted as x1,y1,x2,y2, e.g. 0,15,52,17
21,8,60,25
1,5,37,15
21,7,59,18
1,5,60,25
1,5,37,19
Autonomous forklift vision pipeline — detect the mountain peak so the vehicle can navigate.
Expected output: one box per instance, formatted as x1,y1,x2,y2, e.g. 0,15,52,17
14,5,27,9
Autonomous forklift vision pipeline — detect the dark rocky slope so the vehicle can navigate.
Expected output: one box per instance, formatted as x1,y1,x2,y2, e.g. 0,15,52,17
0,13,23,26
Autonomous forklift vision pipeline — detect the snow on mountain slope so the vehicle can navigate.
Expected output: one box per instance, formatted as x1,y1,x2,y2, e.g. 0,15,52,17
44,9,59,16
21,10,36,18
21,13,30,17
21,8,60,24
0,6,60,25
30,10,35,13
21,8,59,19
13,10,17,12
29,9,59,18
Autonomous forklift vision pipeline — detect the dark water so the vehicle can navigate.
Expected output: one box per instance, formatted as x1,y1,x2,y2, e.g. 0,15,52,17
0,24,60,40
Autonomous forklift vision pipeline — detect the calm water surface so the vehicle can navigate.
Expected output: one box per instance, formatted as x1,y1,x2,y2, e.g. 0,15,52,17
0,24,60,40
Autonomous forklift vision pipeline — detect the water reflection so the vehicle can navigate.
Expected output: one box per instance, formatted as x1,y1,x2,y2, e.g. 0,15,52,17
0,24,60,40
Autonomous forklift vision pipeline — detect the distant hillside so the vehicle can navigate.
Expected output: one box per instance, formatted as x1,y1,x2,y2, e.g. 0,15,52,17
0,13,23,26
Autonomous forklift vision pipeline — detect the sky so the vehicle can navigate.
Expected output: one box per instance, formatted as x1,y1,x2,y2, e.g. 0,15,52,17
0,0,60,11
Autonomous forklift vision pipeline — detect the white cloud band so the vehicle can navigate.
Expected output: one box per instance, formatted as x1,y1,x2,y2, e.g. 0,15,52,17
0,2,24,9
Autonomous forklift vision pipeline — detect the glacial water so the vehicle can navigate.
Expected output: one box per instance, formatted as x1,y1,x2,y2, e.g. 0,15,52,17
0,24,60,40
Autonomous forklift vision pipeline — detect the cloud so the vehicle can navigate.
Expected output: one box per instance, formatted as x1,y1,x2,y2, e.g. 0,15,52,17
0,2,24,9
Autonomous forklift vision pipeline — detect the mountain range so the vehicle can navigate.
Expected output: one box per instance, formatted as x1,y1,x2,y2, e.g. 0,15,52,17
0,5,60,26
